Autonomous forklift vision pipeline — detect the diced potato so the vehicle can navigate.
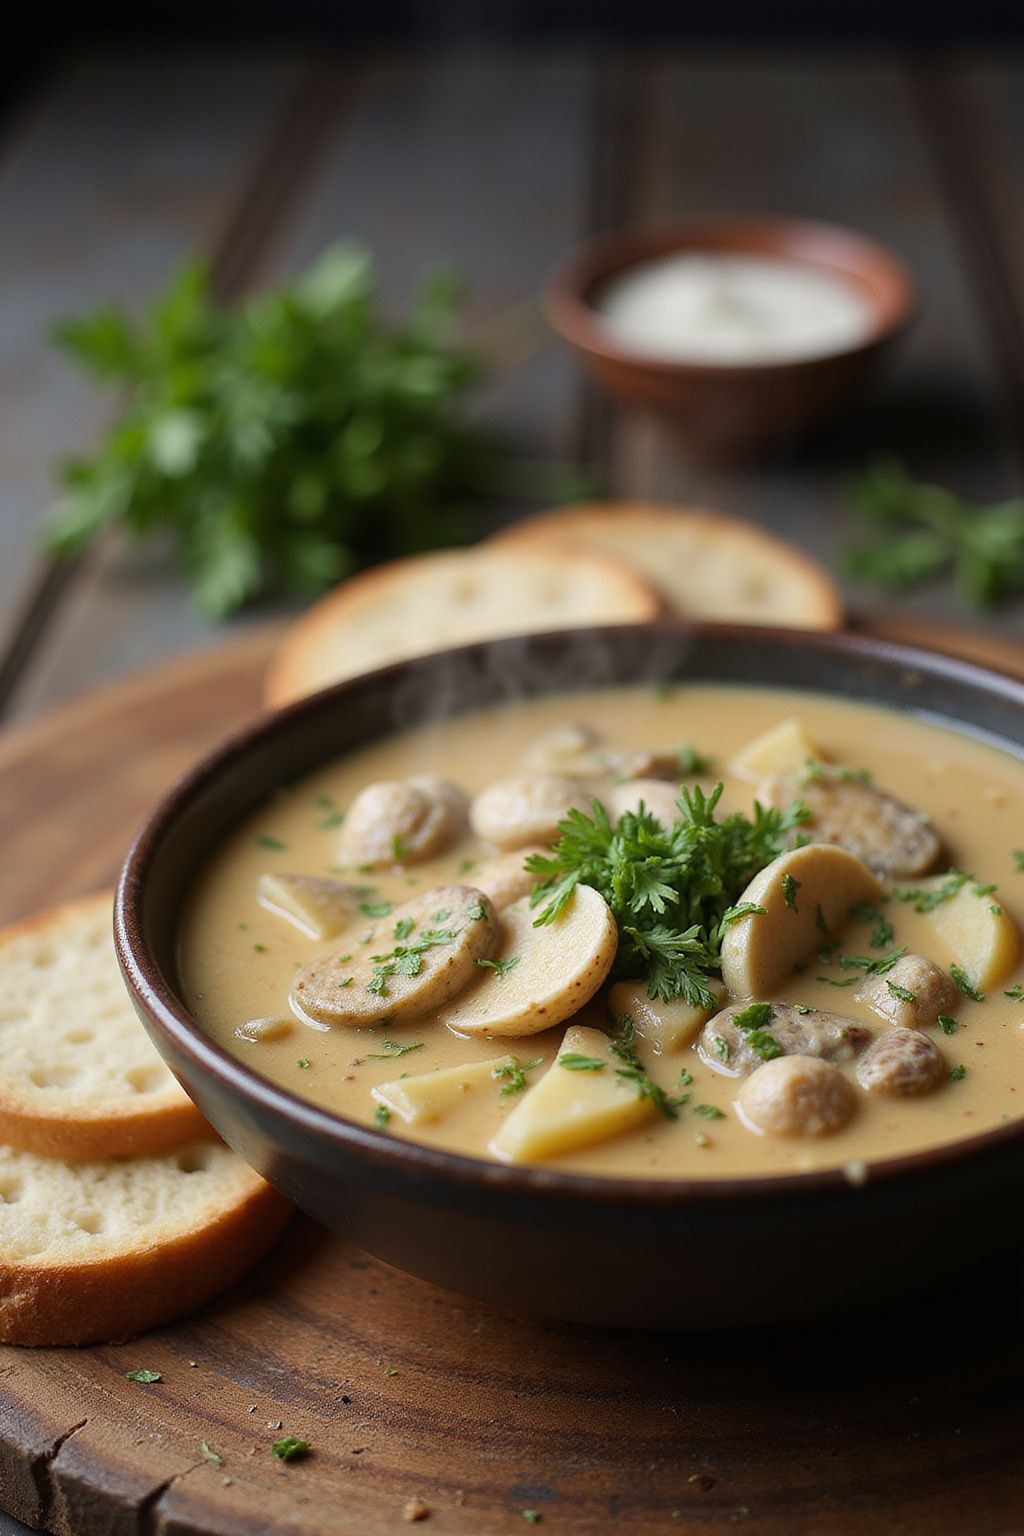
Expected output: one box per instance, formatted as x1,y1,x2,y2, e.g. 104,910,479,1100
489,1025,654,1162
912,877,1021,991
373,1055,514,1125
729,718,819,782
257,872,364,940
608,979,723,1054
720,843,882,999
442,885,617,1037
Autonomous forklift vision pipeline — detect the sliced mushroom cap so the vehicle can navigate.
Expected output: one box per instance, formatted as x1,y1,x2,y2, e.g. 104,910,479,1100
762,771,940,878
855,953,960,1029
469,774,591,851
911,876,1021,991
856,1026,945,1096
290,885,497,1027
442,885,618,1038
737,1055,857,1137
234,1016,296,1044
699,1002,873,1078
338,777,467,868
720,843,882,999
609,748,692,782
608,979,723,1055
472,847,546,911
523,723,605,779
257,872,367,940
608,779,680,828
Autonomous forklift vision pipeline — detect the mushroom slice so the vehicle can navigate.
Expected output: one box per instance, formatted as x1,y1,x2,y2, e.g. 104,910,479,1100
737,1055,856,1138
373,1054,516,1126
442,885,617,1038
338,776,467,869
608,779,680,828
609,748,697,782
523,724,605,779
472,847,547,911
290,886,497,1028
257,873,366,940
234,1016,296,1044
730,718,819,782
855,953,960,1029
720,843,882,999
699,1002,872,1078
910,877,1021,991
489,1024,655,1162
762,770,940,878
856,1027,944,1096
608,979,723,1055
469,774,591,851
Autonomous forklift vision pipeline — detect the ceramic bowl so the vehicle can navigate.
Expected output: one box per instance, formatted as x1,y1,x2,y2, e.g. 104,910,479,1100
117,624,1024,1328
543,216,916,456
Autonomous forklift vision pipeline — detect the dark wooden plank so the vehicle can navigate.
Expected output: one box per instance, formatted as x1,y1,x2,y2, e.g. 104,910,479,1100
0,52,305,713
7,55,595,723
601,58,1024,629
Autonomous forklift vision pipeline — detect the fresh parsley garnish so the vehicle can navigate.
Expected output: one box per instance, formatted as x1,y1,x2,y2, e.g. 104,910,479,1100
256,835,286,851
781,872,800,911
853,901,894,949
272,1437,310,1462
799,759,872,786
732,1001,774,1032
949,1064,967,1082
125,1369,162,1384
374,1104,392,1128
201,1442,222,1465
838,946,907,976
1005,984,1024,1001
677,744,715,776
366,1039,424,1060
492,1056,542,1096
950,965,984,1002
476,955,520,979
694,1103,725,1120
393,916,415,940
527,785,808,1008
1015,850,1024,872
367,928,455,995
558,1053,607,1071
887,982,917,1003
466,902,486,920
360,900,393,919
609,1016,685,1119
937,1015,958,1035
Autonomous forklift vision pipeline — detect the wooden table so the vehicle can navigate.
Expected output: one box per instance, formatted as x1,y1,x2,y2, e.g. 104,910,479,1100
2,47,1024,1536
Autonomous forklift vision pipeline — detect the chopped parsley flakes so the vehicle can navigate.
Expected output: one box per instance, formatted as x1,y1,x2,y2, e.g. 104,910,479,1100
950,965,984,1002
558,1053,607,1071
271,1437,310,1462
125,1368,162,1384
781,872,800,910
476,955,520,979
492,1056,542,1095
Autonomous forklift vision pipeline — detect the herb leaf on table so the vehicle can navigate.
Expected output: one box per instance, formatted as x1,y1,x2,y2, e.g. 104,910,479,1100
844,457,1024,609
526,784,808,1009
45,246,498,615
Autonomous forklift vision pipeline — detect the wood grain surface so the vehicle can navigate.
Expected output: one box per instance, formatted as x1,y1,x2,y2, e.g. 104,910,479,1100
2,620,1024,1536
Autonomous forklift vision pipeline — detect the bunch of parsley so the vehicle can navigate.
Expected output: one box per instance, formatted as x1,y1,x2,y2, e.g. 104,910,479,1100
44,245,496,615
527,784,809,1009
845,457,1024,609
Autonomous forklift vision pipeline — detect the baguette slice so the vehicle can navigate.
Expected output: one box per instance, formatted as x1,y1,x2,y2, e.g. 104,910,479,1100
490,502,843,629
0,1140,291,1345
0,893,207,1158
264,545,661,705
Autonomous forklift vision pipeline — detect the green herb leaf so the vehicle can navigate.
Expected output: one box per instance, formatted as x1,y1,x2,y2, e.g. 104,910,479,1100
271,1437,310,1462
201,1442,222,1465
1005,984,1024,1002
476,955,520,979
492,1056,542,1096
949,1064,967,1082
676,744,715,776
781,872,800,910
374,1104,392,1128
360,901,393,919
950,965,984,1002
125,1369,162,1384
558,1053,607,1072
937,1015,958,1035
694,1103,725,1120
732,1001,774,1032
366,1038,424,1059
256,835,286,851
887,982,917,1003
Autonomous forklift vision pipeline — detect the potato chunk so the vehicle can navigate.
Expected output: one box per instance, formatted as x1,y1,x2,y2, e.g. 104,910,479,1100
469,774,590,851
737,1055,856,1137
489,1025,655,1162
911,877,1021,991
608,979,723,1055
699,1002,872,1077
608,779,680,828
257,873,365,940
372,1055,515,1126
720,843,881,999
856,1027,944,1096
338,776,467,869
762,771,940,878
855,953,959,1029
442,885,617,1038
730,718,819,782
290,886,496,1027
471,847,546,911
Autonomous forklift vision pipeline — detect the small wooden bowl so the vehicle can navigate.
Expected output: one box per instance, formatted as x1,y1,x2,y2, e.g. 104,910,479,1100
544,216,917,456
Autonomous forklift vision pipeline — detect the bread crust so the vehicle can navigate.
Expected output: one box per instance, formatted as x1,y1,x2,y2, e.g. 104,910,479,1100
0,891,208,1157
264,544,662,706
0,1171,291,1347
490,501,844,629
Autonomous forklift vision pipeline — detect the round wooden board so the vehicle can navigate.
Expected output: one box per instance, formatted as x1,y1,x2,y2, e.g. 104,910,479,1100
2,615,1024,1536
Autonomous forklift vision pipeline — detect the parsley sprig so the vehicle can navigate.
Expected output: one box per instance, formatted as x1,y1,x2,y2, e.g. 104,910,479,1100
527,784,808,1008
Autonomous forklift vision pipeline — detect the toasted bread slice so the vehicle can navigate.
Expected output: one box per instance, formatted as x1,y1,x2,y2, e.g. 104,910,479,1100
491,502,843,629
264,545,661,705
0,893,207,1158
0,1140,291,1345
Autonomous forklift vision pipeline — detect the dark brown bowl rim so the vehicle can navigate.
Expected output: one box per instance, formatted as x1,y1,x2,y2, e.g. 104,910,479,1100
117,621,1024,1210
542,214,918,378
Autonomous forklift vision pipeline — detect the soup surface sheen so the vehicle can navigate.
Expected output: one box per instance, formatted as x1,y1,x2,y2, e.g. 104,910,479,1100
180,685,1024,1181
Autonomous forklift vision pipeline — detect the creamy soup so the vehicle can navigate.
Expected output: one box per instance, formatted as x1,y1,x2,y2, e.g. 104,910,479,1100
179,686,1024,1181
